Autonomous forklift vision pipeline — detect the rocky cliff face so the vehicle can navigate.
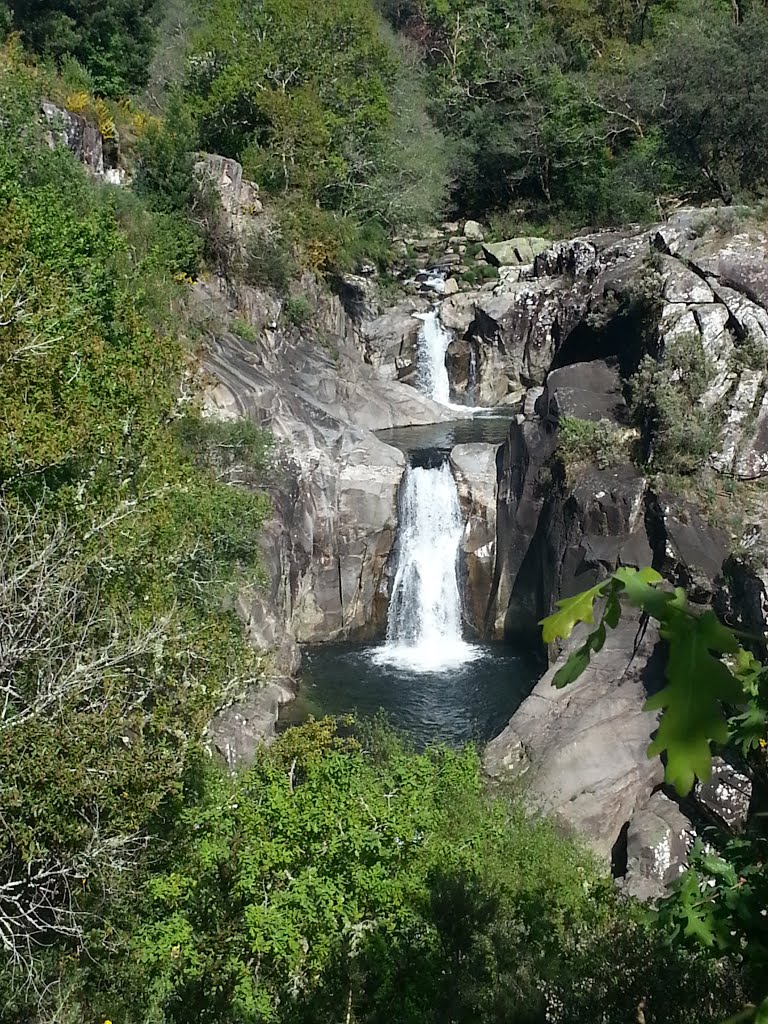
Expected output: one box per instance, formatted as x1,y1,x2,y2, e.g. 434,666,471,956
198,275,455,647
457,211,767,893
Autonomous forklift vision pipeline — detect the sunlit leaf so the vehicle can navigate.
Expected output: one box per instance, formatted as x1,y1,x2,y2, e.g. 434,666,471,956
646,611,746,795
540,581,609,644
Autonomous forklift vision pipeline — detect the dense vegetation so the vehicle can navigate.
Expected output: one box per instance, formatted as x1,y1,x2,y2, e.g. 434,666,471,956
0,46,270,1018
2,1,768,1021
1,0,160,96
382,0,768,226
6,0,768,237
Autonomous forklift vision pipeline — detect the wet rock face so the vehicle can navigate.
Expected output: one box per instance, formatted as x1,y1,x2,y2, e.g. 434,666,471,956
450,443,498,635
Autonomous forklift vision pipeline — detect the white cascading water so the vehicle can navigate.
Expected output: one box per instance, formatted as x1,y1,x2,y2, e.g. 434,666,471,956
373,462,478,672
414,309,452,405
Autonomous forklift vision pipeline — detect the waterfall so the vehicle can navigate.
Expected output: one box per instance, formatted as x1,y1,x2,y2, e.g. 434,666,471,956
374,461,477,672
468,346,478,403
414,309,452,405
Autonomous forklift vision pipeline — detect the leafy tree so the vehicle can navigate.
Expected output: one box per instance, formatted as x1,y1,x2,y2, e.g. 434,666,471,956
183,0,448,230
8,0,160,96
644,1,768,203
84,720,742,1024
0,51,270,1010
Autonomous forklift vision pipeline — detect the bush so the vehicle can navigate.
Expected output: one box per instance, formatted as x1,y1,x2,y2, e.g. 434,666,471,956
86,720,744,1024
133,99,199,216
242,228,297,292
283,294,314,327
557,417,632,470
630,333,717,475
7,0,158,97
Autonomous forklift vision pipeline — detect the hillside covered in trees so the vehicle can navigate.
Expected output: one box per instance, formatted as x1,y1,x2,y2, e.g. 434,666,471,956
2,0,768,1022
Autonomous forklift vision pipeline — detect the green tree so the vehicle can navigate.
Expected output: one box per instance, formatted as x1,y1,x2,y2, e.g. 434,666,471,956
87,720,742,1024
9,0,159,96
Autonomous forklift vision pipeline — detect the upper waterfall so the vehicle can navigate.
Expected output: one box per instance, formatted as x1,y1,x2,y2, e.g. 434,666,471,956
414,309,452,405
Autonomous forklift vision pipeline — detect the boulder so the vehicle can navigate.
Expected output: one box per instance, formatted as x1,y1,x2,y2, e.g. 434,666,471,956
206,680,296,770
360,300,430,380
338,274,381,322
439,291,478,332
483,237,550,267
42,100,106,176
539,360,627,424
650,493,729,602
534,239,598,279
492,420,558,637
660,256,715,305
502,458,652,643
463,219,485,241
485,613,664,862
695,756,752,831
622,792,693,901
717,256,768,311
196,153,262,234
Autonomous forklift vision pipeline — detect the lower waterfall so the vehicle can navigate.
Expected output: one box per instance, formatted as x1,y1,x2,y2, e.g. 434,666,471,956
373,461,478,672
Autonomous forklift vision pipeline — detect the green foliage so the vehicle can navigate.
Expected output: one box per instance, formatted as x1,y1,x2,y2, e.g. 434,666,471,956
381,0,768,222
631,332,717,474
175,415,274,479
557,416,631,471
85,720,740,1024
540,566,755,794
242,228,297,292
133,97,199,215
8,0,159,96
0,53,271,1007
645,4,768,204
282,295,314,327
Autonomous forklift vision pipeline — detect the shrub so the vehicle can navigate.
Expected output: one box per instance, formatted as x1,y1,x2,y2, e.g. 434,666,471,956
175,416,274,477
557,417,632,470
242,228,297,292
231,317,259,343
283,294,314,327
133,99,198,215
630,332,717,474
91,720,744,1024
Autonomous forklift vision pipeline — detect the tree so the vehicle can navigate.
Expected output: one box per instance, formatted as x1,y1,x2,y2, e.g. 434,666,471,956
643,2,768,203
9,0,159,96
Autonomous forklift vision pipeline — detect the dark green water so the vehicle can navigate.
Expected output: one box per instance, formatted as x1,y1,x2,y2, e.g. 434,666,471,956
281,641,541,749
376,413,513,462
